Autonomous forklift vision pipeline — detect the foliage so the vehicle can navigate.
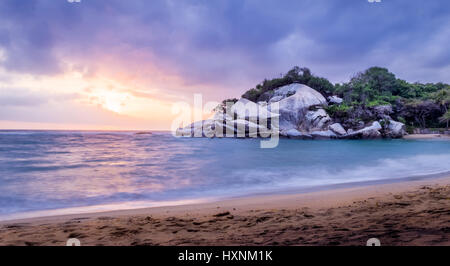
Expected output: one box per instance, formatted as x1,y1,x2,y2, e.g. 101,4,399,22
324,104,352,116
367,99,390,107
214,98,239,112
239,66,450,129
222,98,238,105
401,99,441,128
397,116,406,124
241,66,334,102
439,110,450,128
330,67,449,128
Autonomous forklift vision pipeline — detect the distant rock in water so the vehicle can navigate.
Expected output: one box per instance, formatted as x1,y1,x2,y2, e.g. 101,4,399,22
176,83,407,140
135,131,152,135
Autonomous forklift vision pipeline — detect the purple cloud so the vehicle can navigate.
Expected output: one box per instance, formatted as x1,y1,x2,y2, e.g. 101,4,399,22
0,0,449,97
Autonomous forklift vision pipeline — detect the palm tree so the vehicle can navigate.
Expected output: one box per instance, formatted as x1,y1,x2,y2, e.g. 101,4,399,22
433,88,450,113
439,110,450,129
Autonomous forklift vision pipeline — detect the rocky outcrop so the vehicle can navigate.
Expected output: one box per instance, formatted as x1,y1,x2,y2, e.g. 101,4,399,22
304,108,332,131
373,105,393,120
329,123,347,136
382,120,407,138
258,83,301,102
281,129,312,139
176,117,273,138
311,130,337,139
257,101,268,107
274,84,328,131
231,98,279,121
268,95,284,103
345,121,382,139
177,83,407,140
177,98,277,138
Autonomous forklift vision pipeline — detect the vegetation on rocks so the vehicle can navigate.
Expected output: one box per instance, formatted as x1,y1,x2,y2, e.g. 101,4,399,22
241,66,334,102
241,66,450,130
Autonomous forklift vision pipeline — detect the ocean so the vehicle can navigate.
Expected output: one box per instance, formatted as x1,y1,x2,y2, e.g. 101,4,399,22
1,130,449,220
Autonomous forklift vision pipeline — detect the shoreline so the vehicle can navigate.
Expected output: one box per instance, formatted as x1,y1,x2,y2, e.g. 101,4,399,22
1,136,449,225
403,133,450,140
1,176,449,246
2,172,450,224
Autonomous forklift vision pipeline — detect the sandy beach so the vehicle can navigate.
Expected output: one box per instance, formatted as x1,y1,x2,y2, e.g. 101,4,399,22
403,134,450,140
1,176,449,246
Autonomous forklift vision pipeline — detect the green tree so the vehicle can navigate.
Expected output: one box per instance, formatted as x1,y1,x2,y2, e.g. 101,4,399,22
307,76,335,95
241,66,334,102
439,110,450,129
432,88,450,113
350,67,397,95
403,99,441,128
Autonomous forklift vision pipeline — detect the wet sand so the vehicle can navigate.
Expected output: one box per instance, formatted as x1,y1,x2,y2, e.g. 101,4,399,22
1,177,449,246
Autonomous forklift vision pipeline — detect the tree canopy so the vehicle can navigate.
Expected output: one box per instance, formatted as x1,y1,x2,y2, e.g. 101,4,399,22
241,66,334,102
240,66,450,129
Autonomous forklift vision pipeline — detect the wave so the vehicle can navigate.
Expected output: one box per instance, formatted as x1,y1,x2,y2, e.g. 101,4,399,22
230,153,450,194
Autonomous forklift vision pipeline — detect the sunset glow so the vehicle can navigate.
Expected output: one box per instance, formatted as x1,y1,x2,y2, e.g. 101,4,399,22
1,1,449,130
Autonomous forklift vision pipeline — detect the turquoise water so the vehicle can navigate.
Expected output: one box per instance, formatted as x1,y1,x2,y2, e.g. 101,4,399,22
1,130,450,220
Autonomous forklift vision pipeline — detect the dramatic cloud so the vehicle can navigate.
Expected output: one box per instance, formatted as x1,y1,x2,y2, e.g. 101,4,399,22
0,0,449,129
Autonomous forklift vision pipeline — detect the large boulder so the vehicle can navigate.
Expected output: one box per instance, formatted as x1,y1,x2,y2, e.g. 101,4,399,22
329,123,347,136
281,129,313,139
257,101,268,107
272,83,302,98
268,95,284,103
311,130,337,139
373,105,393,120
345,121,382,139
230,98,258,120
303,108,332,131
259,83,302,102
382,120,406,138
176,117,273,138
373,105,393,115
271,85,327,131
231,98,279,121
233,119,267,138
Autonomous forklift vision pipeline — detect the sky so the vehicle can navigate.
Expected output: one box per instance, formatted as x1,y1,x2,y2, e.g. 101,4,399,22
0,0,449,130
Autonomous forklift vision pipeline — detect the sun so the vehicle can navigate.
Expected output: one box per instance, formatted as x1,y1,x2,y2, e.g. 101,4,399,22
90,90,131,114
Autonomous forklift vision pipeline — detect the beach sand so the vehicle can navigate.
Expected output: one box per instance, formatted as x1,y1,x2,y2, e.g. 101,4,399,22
1,177,449,246
403,134,450,140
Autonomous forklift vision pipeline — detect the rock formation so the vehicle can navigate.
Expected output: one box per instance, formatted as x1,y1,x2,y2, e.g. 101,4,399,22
176,83,407,139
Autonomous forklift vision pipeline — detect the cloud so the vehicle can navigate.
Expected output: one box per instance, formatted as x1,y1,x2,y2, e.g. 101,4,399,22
0,0,450,129
1,0,450,86
0,87,79,106
0,88,160,129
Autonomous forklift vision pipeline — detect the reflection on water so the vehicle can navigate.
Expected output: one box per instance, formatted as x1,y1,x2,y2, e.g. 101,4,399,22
0,130,450,219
